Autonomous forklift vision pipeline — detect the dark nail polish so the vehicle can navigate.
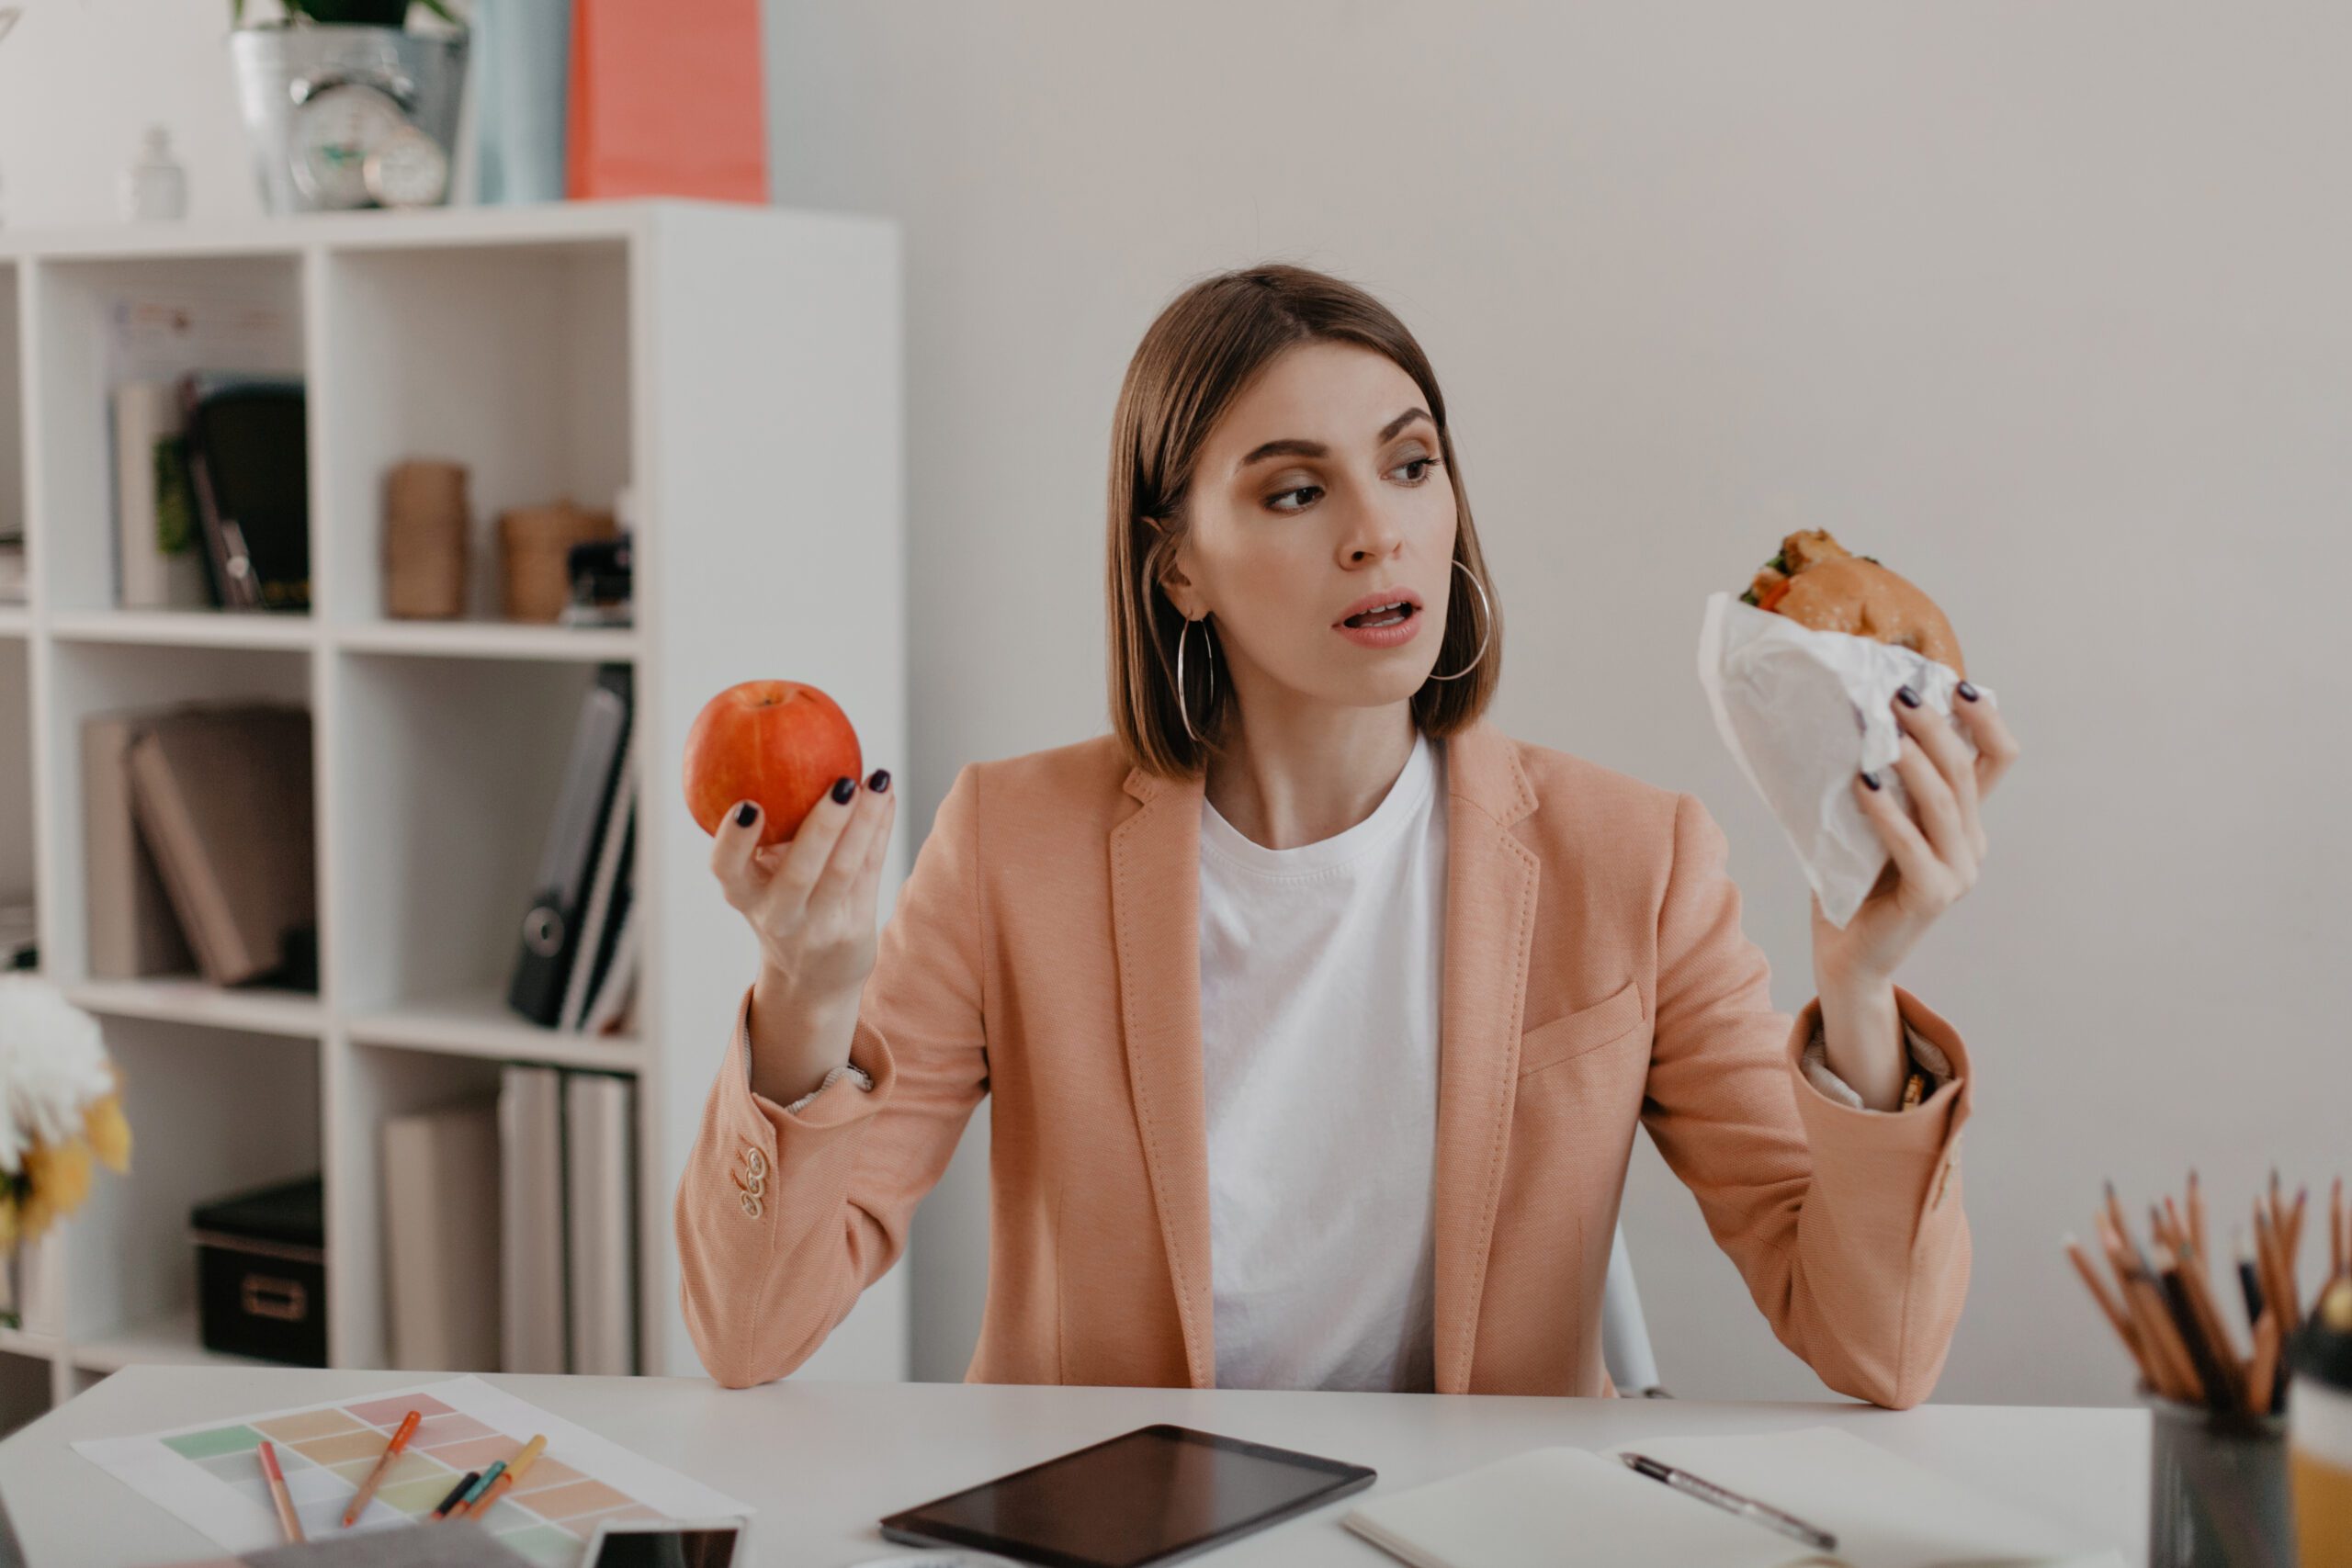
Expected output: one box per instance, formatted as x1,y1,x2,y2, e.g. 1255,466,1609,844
867,768,890,793
831,776,856,805
1895,685,1920,708
1860,771,1882,791
734,802,757,828
1957,681,1979,702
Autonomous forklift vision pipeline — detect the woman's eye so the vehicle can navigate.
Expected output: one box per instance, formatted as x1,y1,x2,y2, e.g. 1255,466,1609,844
1268,485,1321,513
1393,456,1438,482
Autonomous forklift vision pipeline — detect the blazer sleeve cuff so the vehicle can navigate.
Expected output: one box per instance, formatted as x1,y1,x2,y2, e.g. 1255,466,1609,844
1784,984,1973,1154
719,983,899,1149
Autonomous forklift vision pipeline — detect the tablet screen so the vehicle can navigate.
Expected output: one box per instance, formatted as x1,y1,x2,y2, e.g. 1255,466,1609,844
878,1424,1376,1568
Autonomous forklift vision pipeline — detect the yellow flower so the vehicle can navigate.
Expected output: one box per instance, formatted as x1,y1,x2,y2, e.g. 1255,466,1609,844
84,1095,131,1173
21,1140,92,1235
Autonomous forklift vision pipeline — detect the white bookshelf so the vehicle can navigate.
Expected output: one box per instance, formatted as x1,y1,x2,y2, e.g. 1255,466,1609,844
0,200,910,1429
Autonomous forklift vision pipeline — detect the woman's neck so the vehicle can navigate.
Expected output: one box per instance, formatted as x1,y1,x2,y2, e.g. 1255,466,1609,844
1204,701,1419,852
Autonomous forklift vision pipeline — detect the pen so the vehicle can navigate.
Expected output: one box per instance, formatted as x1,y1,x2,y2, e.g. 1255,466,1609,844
1618,1451,1837,1552
462,1434,548,1517
342,1408,421,1528
257,1439,304,1544
429,1471,481,1521
443,1459,506,1520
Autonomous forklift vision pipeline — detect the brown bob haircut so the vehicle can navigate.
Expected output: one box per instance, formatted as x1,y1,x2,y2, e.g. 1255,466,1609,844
1106,263,1503,779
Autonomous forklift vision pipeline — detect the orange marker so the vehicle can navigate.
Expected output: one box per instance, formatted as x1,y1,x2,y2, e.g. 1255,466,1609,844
258,1439,304,1544
342,1409,421,1528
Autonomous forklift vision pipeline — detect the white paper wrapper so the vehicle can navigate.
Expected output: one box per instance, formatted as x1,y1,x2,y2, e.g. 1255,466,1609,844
1696,591,1991,929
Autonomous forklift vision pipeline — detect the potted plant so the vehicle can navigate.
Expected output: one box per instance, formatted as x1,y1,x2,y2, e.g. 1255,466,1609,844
226,0,470,214
0,976,130,1325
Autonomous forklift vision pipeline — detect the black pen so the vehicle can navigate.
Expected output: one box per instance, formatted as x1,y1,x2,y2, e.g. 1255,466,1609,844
1618,1452,1838,1552
429,1471,481,1521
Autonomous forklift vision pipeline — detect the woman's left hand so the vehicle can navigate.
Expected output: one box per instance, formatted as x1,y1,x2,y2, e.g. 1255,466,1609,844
1810,682,2023,987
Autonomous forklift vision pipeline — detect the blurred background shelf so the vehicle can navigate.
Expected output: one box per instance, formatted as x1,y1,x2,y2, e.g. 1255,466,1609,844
0,201,909,1431
332,620,639,662
345,984,642,1071
63,977,325,1038
47,610,317,649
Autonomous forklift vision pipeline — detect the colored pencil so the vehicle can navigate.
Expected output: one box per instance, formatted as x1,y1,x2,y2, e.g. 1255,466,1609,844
2064,1234,2142,1372
2187,1169,2207,1264
442,1460,505,1520
430,1472,481,1521
461,1434,547,1517
341,1408,421,1528
257,1439,303,1544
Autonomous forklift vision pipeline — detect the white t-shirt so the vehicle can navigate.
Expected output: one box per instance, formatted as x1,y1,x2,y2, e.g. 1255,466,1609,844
1196,729,1445,1392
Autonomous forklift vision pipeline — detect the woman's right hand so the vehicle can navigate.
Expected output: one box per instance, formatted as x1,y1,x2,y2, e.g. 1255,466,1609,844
710,769,896,1099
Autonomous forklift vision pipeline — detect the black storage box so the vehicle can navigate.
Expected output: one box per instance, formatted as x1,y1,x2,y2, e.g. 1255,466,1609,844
190,1174,327,1366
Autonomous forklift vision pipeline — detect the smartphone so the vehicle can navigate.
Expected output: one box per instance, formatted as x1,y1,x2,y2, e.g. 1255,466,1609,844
581,1516,749,1568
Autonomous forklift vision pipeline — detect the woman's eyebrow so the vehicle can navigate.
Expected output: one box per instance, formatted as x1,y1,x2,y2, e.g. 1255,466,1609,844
1234,406,1433,473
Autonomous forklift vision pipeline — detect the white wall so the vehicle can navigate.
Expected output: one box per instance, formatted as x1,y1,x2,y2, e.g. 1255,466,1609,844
763,3,2350,1404
6,2,2344,1407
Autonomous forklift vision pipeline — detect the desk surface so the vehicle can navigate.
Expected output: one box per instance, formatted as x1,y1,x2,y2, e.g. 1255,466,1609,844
0,1367,2146,1566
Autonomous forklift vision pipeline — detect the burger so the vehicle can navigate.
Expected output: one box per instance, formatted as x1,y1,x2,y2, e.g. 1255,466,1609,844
1739,529,1964,680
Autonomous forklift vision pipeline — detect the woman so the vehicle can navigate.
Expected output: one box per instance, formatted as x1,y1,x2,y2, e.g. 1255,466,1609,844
676,265,2020,1408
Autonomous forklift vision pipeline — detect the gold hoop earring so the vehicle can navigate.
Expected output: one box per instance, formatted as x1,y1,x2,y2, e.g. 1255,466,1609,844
1427,558,1493,682
1176,615,1216,742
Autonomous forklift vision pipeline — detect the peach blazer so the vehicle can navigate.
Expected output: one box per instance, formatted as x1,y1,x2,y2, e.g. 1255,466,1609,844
675,716,1975,1407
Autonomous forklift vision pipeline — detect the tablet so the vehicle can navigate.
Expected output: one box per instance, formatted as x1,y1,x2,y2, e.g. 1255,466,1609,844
877,1423,1377,1568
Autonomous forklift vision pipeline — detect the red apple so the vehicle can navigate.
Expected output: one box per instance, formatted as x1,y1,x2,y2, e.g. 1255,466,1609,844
684,681,863,848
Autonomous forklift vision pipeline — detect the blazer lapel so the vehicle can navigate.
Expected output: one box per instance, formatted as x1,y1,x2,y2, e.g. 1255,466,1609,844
1430,717,1542,1393
1111,764,1216,1388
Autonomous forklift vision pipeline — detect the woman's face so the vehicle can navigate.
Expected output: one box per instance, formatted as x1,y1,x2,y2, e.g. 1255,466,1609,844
1165,340,1459,715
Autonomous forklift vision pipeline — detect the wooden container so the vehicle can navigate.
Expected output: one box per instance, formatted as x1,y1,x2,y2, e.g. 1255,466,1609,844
499,500,616,622
382,458,470,619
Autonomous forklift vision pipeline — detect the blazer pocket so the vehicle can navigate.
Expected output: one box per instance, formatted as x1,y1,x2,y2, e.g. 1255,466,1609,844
1518,979,1645,1077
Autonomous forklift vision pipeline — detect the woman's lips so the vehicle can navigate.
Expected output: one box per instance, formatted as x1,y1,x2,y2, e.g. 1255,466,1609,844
1334,601,1423,649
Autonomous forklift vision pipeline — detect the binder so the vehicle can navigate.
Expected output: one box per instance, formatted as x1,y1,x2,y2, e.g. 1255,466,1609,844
382,1099,503,1371
177,373,310,614
563,1070,639,1374
497,1065,567,1373
558,728,637,1032
507,663,633,1026
580,888,639,1038
109,380,209,610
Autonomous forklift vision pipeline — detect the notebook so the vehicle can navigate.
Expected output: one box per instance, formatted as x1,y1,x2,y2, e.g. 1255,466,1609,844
1343,1427,2124,1568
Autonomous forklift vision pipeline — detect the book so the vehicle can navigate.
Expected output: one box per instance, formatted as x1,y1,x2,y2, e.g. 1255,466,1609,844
109,379,209,610
562,1070,638,1375
125,705,315,988
507,664,632,1027
1343,1427,2123,1568
497,1065,567,1374
558,728,637,1032
82,710,198,979
381,1099,503,1372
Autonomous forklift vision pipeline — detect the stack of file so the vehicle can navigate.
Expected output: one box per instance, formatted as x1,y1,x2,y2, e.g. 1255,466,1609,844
381,1067,639,1375
495,1064,639,1375
508,664,639,1034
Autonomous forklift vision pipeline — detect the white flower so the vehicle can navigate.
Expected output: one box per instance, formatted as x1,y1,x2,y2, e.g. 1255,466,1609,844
0,976,116,1177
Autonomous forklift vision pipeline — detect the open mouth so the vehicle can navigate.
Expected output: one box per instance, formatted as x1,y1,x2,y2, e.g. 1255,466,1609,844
1341,600,1418,629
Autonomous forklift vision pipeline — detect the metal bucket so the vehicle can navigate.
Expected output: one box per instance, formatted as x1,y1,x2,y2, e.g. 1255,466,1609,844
226,24,468,212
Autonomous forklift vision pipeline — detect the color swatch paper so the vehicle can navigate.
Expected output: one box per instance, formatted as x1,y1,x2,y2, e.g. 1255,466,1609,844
73,1376,751,1566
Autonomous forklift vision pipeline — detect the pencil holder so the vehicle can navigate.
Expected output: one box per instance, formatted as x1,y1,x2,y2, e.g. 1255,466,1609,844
2143,1392,2293,1568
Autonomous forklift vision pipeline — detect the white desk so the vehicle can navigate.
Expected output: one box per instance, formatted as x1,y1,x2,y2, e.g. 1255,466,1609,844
0,1366,2147,1566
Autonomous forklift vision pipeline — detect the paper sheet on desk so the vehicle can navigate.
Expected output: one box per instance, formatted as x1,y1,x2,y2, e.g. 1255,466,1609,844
73,1375,752,1567
1697,592,1992,929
